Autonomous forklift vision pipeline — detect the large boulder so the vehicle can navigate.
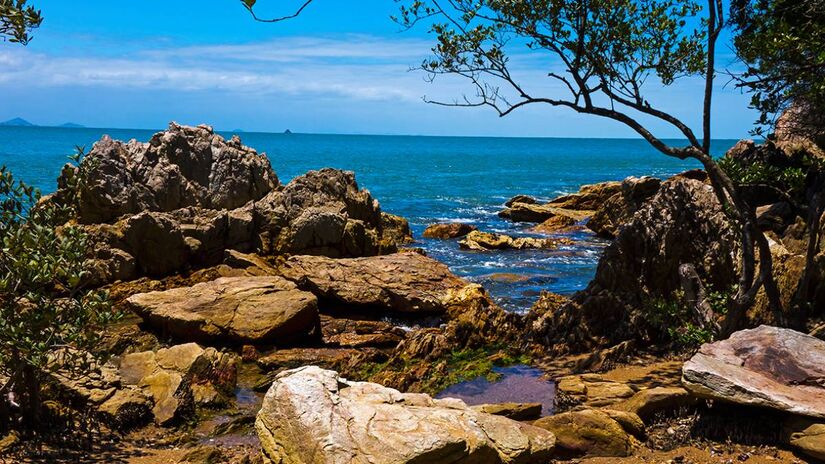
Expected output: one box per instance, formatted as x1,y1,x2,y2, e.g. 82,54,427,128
530,177,738,349
278,253,470,314
125,276,320,345
255,366,556,464
499,182,621,223
682,326,825,419
533,408,637,457
71,122,278,224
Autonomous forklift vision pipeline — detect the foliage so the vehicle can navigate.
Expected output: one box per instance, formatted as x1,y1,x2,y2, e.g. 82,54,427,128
0,164,117,432
0,0,41,45
731,0,825,133
644,289,725,350
718,155,807,199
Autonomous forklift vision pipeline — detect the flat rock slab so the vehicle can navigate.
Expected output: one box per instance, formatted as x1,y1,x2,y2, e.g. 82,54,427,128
682,325,825,418
126,276,319,345
279,252,469,314
255,366,555,464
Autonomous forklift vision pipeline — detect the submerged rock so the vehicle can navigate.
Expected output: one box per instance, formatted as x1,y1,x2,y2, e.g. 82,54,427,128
126,276,320,345
682,325,825,419
255,366,556,464
423,222,477,239
278,252,469,314
459,230,572,251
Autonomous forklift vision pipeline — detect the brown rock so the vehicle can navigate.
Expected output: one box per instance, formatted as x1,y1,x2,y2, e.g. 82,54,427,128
126,276,320,345
279,253,469,314
423,222,477,239
533,408,636,457
505,195,538,207
459,230,571,251
546,181,622,210
529,215,580,234
783,416,825,461
471,402,543,421
321,316,406,348
682,325,825,418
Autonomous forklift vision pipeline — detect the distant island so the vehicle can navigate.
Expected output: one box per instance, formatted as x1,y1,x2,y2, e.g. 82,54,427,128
284,129,293,134
0,117,35,127
0,118,86,128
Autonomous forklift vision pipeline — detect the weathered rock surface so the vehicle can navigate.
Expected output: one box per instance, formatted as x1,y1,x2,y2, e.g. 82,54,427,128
530,177,738,349
320,315,406,348
586,176,662,238
126,276,320,344
682,326,825,419
499,203,592,223
529,215,581,234
278,253,469,314
556,374,635,409
119,343,239,424
533,408,637,457
459,231,572,251
423,222,477,239
71,122,278,224
255,366,556,464
56,124,411,285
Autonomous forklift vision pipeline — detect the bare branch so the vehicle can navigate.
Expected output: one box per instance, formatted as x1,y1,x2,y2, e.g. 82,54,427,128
242,0,314,23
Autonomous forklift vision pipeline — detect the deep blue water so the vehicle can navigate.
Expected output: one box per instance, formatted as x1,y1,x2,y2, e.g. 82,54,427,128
0,126,736,312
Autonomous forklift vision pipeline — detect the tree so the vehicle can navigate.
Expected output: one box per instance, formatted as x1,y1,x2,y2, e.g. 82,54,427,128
242,0,783,337
0,0,42,44
731,0,825,135
0,165,116,433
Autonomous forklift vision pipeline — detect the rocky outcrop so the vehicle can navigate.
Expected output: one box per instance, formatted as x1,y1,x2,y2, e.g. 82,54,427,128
255,366,556,464
118,343,239,425
783,416,825,461
586,176,662,238
459,231,572,251
70,123,278,224
682,326,825,419
125,276,320,345
530,177,737,349
423,222,477,239
278,252,469,314
499,182,621,223
56,124,410,285
471,403,543,421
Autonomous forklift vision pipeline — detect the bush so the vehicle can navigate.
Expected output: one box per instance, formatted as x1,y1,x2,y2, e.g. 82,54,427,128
0,165,117,434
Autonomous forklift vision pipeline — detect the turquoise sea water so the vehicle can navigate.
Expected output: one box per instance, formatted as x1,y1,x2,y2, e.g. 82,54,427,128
0,126,737,313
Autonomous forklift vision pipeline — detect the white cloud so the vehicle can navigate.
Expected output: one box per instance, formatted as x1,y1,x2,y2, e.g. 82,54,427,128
0,35,442,102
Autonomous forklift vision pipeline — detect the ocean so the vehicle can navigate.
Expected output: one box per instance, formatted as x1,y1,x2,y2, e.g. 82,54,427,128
0,126,737,313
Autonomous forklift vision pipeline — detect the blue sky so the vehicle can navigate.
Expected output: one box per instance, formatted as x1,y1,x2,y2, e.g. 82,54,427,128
0,0,757,138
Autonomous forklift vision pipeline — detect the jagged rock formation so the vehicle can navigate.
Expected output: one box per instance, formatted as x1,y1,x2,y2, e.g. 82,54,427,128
529,176,738,349
255,366,556,464
52,123,411,284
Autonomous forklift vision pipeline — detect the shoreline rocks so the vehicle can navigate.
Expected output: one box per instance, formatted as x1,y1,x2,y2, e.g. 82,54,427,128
459,230,572,251
423,222,477,239
126,276,320,345
255,366,556,464
682,326,825,419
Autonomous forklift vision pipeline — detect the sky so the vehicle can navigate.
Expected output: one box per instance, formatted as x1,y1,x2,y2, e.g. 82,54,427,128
0,0,758,138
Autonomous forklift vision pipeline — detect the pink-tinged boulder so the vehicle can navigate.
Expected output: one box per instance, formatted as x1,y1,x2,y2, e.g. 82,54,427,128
682,325,825,418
